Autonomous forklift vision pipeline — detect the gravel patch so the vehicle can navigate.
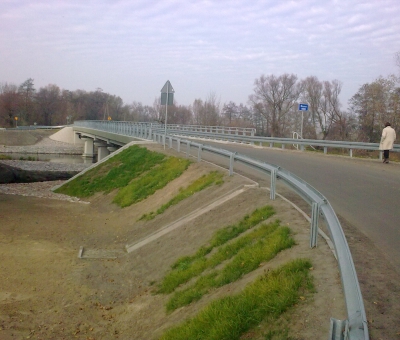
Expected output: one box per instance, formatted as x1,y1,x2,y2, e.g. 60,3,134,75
0,159,89,172
0,180,88,202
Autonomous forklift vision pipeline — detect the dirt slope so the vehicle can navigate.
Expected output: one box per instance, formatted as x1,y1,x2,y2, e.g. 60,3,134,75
0,142,346,339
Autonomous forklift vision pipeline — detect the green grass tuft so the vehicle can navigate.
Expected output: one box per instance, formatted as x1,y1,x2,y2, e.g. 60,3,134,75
159,259,313,340
113,156,191,207
54,145,191,208
157,205,276,294
55,145,167,197
166,224,295,311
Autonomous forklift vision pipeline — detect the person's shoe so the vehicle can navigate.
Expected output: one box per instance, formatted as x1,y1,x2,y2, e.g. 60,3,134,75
383,158,387,163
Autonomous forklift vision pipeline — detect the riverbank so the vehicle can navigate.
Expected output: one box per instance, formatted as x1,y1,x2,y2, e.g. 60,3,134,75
0,129,84,155
0,129,89,183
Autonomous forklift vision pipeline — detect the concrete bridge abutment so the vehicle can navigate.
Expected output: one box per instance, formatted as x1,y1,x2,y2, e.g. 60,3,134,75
76,132,120,162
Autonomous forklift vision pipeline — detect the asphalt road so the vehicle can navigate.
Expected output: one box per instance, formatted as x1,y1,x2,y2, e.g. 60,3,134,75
192,140,400,273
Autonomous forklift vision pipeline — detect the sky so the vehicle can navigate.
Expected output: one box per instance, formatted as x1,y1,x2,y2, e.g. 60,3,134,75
1,0,400,110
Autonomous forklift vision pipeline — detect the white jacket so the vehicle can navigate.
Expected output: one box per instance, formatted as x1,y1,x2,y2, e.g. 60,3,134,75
379,126,396,150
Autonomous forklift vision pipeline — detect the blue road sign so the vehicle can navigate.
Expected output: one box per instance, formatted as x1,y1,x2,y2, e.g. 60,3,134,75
298,103,309,111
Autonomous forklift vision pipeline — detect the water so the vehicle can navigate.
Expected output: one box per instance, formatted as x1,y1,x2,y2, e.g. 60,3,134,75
0,153,96,164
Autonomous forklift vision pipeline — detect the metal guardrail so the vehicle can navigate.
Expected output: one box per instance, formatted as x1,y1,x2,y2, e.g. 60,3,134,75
168,130,400,156
74,120,255,137
73,120,369,339
74,120,399,158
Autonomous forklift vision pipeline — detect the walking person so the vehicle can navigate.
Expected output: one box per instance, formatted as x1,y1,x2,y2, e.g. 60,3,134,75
379,122,396,163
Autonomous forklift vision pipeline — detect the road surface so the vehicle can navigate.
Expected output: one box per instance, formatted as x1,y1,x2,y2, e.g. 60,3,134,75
193,141,400,272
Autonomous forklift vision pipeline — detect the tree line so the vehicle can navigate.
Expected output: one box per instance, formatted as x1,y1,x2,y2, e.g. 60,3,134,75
1,55,399,143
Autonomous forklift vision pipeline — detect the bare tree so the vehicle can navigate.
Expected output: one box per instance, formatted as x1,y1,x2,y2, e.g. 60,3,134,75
35,84,62,125
0,82,20,127
349,76,399,141
322,80,347,139
18,78,35,124
395,51,400,72
300,76,323,139
251,73,300,137
191,93,220,126
203,92,220,126
192,99,204,125
222,101,238,125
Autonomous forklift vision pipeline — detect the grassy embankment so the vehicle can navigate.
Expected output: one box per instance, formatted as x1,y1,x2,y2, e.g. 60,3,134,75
156,205,314,340
55,145,224,210
54,145,315,339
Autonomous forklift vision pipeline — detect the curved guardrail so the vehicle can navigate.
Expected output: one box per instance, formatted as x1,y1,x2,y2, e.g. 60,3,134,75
157,133,369,340
73,120,369,339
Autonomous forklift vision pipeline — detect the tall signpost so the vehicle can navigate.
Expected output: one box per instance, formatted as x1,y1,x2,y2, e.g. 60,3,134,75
160,80,174,149
298,103,309,138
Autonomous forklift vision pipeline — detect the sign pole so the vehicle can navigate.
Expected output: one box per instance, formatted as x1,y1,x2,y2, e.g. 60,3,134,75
160,80,174,149
298,103,309,139
164,82,169,149
301,111,304,138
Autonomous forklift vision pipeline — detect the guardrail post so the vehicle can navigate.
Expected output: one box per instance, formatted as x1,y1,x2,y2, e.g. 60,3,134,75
229,152,235,176
324,147,327,154
169,137,172,149
281,144,285,150
270,142,273,148
186,142,190,158
310,202,319,248
349,149,353,158
300,145,304,151
270,169,277,200
177,138,181,153
379,151,383,161
197,145,202,162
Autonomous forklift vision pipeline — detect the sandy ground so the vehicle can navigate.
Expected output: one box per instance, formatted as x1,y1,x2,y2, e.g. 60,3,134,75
2,129,400,339
0,131,347,340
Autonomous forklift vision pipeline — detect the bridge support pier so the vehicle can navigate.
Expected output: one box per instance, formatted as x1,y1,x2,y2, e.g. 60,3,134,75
82,138,94,158
97,145,110,161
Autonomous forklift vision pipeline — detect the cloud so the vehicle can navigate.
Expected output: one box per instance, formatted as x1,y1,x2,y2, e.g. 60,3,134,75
0,0,399,107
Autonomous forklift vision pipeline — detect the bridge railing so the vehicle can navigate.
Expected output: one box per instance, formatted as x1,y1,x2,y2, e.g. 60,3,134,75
74,120,255,137
73,120,369,340
74,120,399,159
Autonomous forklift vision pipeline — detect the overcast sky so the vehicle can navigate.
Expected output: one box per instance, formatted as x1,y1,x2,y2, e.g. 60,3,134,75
1,0,399,110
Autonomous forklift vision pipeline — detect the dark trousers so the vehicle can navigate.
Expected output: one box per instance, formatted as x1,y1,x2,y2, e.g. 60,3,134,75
384,150,389,159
